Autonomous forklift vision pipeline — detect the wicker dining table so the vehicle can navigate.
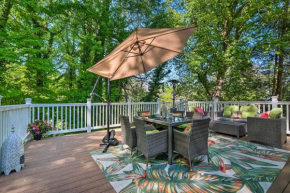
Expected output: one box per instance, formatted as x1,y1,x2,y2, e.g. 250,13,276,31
137,116,192,164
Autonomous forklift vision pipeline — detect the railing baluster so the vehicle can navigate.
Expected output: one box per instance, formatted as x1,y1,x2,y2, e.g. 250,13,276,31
52,106,54,128
56,106,59,130
69,106,71,130
61,106,63,130
77,106,79,129
65,106,67,130
73,106,75,129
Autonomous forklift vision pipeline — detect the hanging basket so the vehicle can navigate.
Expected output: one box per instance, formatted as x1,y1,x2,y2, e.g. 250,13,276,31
33,134,42,140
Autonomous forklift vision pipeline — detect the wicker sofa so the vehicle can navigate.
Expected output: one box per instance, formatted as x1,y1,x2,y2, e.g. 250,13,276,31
247,117,287,149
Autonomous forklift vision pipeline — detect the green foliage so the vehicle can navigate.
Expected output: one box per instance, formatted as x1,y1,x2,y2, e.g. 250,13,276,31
0,0,289,104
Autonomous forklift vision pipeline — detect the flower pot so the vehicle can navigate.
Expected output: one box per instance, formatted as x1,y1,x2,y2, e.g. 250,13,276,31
34,134,42,140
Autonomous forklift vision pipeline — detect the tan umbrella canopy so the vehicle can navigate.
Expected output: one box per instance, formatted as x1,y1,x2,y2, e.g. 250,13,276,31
87,26,197,80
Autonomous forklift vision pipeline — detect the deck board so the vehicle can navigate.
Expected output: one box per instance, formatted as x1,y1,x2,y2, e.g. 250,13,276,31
0,129,290,193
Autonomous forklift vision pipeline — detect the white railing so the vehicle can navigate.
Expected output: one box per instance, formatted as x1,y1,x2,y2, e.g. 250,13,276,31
0,104,31,157
29,99,160,134
0,96,289,143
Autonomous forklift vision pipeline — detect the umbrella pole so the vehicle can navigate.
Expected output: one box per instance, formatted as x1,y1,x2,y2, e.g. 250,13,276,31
101,78,111,153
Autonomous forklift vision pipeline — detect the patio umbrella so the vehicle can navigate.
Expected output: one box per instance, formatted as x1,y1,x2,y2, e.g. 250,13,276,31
87,26,197,152
87,26,197,80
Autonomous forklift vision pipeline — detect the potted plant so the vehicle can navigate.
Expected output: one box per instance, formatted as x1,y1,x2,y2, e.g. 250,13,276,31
27,119,54,140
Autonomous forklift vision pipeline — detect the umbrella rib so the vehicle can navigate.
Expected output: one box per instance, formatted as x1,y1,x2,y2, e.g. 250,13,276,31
143,37,155,53
140,55,147,74
110,45,135,80
143,44,182,54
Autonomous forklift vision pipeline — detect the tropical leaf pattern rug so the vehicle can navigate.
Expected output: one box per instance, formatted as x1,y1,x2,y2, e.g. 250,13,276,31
90,134,290,193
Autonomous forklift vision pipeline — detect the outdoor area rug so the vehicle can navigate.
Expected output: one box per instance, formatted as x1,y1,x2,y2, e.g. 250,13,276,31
90,134,290,193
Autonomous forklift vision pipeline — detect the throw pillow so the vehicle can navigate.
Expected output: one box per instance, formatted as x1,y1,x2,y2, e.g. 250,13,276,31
260,112,270,119
231,111,242,119
195,107,204,116
269,108,282,119
146,129,159,134
183,123,192,133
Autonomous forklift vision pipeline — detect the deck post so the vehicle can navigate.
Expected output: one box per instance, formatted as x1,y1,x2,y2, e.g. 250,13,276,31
25,98,32,124
127,98,132,122
213,97,219,121
272,96,278,109
0,95,2,106
157,98,161,114
87,98,92,133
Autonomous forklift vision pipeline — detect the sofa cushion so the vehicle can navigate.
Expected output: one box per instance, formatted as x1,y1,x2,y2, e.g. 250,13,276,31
269,108,282,119
217,117,234,121
240,105,258,119
223,105,239,117
233,119,247,123
189,106,196,112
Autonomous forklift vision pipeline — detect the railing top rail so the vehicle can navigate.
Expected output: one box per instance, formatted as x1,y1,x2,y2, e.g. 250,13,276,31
188,101,213,103
278,102,290,105
131,102,158,104
218,101,273,104
31,103,87,107
0,104,30,111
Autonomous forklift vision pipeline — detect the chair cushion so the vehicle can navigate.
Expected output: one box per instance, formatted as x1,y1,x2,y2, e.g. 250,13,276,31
195,107,204,116
131,125,136,129
269,108,282,119
176,123,189,130
260,112,270,119
223,105,239,117
146,129,159,134
183,123,192,133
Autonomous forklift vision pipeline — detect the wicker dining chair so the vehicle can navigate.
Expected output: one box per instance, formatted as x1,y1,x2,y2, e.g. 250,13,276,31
134,117,168,167
173,118,211,170
120,115,137,155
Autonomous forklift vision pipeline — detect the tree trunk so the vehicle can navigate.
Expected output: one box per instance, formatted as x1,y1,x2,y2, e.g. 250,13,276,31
272,52,278,95
275,0,289,101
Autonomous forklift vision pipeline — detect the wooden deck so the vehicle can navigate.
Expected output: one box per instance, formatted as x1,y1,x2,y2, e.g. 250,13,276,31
0,129,290,193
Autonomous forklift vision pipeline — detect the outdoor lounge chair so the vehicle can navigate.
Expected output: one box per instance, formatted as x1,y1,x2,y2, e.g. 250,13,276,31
173,118,211,170
134,117,168,167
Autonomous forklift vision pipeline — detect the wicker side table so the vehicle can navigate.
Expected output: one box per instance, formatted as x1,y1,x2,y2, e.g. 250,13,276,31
209,121,246,138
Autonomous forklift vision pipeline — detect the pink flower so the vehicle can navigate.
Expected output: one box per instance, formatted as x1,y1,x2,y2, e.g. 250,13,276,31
47,124,49,127
33,127,36,130
26,131,30,134
36,127,39,130
44,120,47,124
36,131,40,134
35,119,38,121
36,125,39,129
31,124,34,127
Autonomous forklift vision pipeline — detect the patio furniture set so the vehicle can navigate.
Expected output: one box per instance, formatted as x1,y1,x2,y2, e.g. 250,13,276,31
120,111,210,170
210,105,287,149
